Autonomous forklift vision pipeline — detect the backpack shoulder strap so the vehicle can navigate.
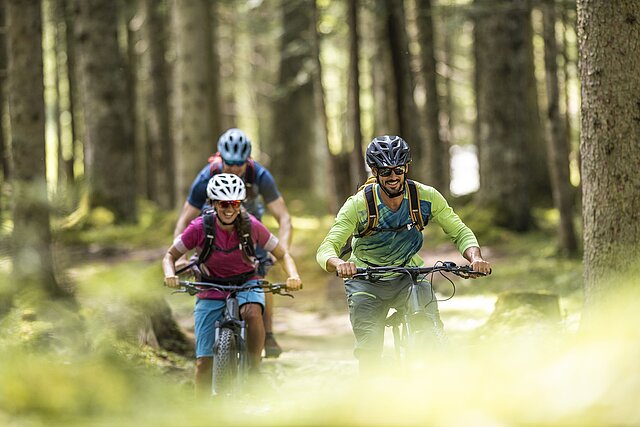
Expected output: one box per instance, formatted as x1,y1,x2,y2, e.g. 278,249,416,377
244,158,256,185
406,180,424,231
208,153,223,175
354,183,378,238
237,208,257,260
197,210,217,265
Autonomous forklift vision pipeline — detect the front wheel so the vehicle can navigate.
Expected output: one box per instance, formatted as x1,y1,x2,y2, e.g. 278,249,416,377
405,313,447,356
212,327,238,396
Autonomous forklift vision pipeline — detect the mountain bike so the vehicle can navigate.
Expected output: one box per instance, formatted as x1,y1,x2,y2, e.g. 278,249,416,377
351,261,486,361
173,279,295,397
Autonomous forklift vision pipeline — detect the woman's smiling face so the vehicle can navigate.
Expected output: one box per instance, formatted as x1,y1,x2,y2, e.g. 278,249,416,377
214,200,242,225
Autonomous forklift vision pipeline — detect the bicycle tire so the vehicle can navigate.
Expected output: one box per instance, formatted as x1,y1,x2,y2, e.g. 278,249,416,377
212,327,238,396
406,314,446,356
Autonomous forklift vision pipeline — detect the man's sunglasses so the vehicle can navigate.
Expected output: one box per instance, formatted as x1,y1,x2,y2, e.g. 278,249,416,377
217,200,242,209
376,165,407,177
223,159,246,166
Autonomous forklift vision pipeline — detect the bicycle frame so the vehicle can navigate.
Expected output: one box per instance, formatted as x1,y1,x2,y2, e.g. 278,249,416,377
174,280,292,397
352,263,483,361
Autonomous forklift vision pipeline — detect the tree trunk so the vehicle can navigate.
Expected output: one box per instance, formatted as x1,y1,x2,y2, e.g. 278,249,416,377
171,0,216,205
73,0,137,223
0,1,9,192
385,0,425,181
5,0,71,311
61,0,79,186
542,0,577,256
347,0,367,189
524,8,550,203
416,0,448,194
143,0,174,209
365,0,397,136
311,1,340,211
271,0,319,191
577,0,640,307
474,0,534,231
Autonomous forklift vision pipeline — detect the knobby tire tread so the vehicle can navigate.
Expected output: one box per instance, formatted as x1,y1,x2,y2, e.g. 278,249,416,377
213,327,238,396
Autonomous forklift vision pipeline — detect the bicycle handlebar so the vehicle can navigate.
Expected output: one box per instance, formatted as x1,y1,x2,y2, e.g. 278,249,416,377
350,262,487,279
173,280,298,298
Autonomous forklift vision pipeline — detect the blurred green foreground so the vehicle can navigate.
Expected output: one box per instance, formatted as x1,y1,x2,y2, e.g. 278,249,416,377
1,209,639,426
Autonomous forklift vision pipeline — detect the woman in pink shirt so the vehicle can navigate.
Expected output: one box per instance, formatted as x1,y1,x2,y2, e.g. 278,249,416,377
163,174,302,395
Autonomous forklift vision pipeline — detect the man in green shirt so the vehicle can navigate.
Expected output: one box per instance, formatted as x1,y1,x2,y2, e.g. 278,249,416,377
316,135,491,370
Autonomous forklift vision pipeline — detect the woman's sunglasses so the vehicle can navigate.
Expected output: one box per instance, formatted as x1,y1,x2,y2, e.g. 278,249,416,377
217,200,242,209
376,165,407,177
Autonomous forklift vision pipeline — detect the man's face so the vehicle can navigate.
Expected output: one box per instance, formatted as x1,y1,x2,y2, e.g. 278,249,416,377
221,159,247,177
374,165,408,197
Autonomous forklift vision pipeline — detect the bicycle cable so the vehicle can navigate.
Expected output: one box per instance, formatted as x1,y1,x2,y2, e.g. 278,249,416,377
426,260,457,304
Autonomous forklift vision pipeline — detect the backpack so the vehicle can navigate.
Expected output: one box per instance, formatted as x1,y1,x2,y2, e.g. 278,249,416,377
339,178,425,259
175,208,258,275
208,153,256,189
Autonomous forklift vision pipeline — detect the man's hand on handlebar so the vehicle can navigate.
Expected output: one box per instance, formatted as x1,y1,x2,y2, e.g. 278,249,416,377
164,275,180,288
334,260,357,278
469,258,492,278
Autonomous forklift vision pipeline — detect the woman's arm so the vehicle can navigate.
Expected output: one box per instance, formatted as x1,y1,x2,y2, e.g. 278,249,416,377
162,246,185,288
271,243,302,291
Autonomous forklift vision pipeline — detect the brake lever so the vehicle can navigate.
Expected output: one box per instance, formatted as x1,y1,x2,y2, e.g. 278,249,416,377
273,286,294,298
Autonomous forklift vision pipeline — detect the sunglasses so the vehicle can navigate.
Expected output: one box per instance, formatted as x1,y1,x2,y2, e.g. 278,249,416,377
217,200,242,209
376,165,407,177
223,159,246,167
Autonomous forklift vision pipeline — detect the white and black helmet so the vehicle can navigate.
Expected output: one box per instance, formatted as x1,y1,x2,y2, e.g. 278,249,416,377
206,173,246,201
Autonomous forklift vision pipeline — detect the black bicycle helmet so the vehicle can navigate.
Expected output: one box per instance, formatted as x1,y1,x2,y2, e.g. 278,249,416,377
365,135,411,168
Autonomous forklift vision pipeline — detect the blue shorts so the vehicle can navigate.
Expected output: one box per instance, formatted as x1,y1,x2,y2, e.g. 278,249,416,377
193,282,265,358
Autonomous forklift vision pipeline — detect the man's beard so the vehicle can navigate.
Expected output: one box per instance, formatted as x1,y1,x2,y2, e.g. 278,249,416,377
377,178,405,198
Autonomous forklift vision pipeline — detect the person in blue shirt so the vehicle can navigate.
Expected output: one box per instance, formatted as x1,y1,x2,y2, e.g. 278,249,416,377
174,128,292,358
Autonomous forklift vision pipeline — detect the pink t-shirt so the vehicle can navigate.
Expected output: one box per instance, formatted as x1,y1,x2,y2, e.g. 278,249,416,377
174,214,279,299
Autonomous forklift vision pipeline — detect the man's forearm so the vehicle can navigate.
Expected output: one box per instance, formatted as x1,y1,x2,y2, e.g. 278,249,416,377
277,214,293,251
463,246,483,263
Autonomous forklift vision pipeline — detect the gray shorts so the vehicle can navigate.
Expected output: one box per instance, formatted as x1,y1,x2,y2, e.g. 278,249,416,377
344,274,442,362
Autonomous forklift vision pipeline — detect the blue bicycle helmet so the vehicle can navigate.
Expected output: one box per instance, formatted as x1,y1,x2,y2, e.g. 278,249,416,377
365,135,411,168
217,128,252,163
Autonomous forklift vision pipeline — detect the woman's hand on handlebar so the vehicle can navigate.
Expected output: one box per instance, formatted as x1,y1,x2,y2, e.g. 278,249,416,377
164,275,180,288
285,276,303,291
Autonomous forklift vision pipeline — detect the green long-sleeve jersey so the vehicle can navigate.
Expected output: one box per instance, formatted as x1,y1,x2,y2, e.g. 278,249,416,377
316,181,479,271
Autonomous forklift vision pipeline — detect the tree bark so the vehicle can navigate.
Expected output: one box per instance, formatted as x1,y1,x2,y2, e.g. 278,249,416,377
385,0,425,180
364,1,397,136
416,0,449,194
311,1,340,211
171,0,216,205
143,0,174,209
271,0,319,191
61,0,79,185
578,0,640,307
542,0,578,256
0,1,10,191
347,0,367,189
474,0,534,231
73,0,137,223
5,0,71,311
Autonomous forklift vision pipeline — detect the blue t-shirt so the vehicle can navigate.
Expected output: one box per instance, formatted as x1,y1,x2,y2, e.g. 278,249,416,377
186,160,281,219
